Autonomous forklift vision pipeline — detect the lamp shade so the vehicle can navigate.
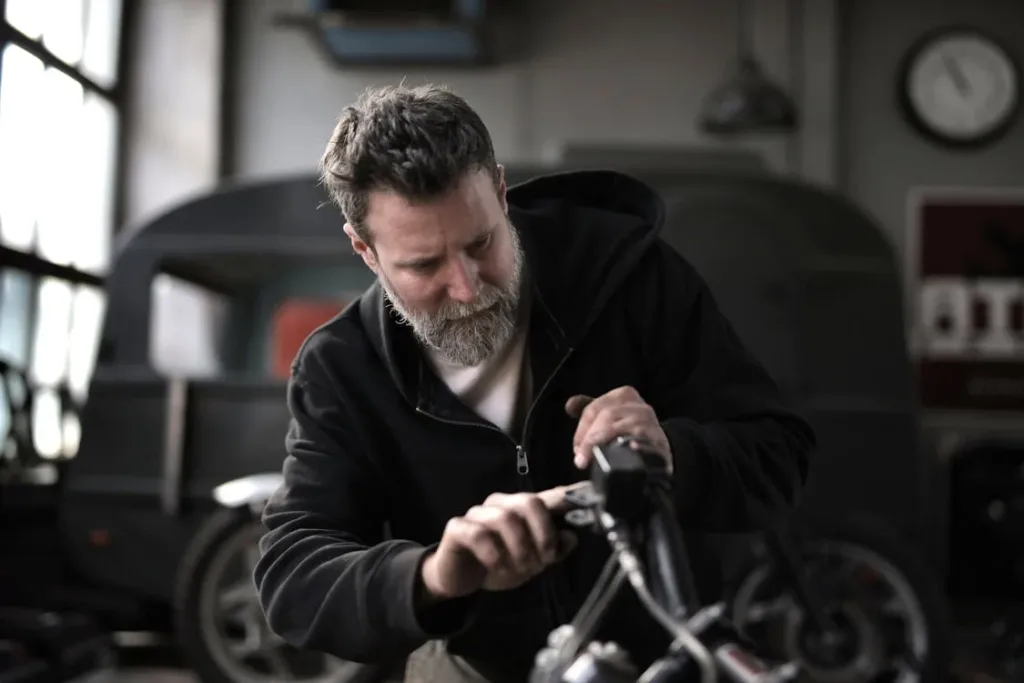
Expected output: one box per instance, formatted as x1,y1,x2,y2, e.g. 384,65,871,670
699,57,798,135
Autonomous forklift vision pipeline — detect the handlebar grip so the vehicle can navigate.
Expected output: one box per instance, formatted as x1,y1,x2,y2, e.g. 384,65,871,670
590,438,650,524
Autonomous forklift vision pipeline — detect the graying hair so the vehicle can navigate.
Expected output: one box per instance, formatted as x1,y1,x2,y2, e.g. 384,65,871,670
318,84,501,245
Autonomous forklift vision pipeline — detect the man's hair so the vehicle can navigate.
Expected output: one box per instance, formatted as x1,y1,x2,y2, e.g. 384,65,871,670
319,84,500,245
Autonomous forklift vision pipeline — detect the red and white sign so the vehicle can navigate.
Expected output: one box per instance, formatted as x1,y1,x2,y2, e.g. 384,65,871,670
907,188,1024,411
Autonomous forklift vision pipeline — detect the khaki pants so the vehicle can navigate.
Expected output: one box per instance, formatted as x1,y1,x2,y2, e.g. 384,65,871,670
399,641,494,683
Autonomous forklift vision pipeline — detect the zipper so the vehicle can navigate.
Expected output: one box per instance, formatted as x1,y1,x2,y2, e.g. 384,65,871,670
518,346,576,627
416,345,578,627
515,445,529,475
517,346,575,454
414,345,577,481
414,407,537,498
414,406,524,464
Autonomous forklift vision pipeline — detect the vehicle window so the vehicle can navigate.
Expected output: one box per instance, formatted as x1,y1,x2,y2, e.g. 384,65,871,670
243,265,368,378
148,262,371,379
150,273,230,378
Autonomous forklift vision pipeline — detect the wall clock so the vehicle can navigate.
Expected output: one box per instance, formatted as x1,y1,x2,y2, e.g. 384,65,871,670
898,27,1021,149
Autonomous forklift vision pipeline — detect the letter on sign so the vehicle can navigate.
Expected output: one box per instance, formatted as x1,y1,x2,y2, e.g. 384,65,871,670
920,278,1024,359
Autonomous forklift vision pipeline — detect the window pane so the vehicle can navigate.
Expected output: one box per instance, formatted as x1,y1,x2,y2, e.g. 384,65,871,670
35,68,86,268
0,45,45,252
0,381,9,462
6,0,121,89
32,386,62,458
30,277,74,386
0,269,35,367
67,285,106,402
42,0,86,67
81,0,123,89
75,92,117,273
0,56,116,271
0,371,32,463
28,387,80,459
63,409,81,458
5,0,47,40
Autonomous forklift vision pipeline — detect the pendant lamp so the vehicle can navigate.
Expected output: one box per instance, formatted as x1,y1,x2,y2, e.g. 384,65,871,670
699,0,799,135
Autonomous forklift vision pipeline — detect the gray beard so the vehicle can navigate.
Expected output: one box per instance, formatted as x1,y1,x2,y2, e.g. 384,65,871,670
380,223,525,368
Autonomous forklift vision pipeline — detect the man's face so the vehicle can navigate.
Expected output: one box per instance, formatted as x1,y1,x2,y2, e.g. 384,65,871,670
346,168,525,367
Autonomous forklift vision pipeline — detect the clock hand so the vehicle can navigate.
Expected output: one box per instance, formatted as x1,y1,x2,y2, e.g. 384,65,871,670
941,53,970,96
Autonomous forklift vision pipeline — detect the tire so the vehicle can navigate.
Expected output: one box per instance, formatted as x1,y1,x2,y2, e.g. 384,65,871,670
726,515,952,683
173,507,382,683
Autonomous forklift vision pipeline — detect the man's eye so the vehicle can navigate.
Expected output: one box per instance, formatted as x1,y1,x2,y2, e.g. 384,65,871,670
470,234,493,253
411,260,440,274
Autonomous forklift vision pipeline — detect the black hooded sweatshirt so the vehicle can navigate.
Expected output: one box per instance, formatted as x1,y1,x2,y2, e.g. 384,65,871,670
254,170,815,680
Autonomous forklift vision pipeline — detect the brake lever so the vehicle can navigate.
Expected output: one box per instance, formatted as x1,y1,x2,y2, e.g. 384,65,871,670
557,481,602,531
564,480,601,508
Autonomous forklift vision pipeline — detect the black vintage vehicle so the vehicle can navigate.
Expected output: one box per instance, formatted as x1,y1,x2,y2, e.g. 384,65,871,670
1,163,953,683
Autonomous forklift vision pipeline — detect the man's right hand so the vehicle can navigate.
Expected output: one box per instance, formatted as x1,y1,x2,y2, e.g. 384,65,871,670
419,485,582,601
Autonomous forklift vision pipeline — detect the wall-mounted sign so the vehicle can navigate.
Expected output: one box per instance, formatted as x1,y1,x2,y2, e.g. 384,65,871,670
906,187,1024,411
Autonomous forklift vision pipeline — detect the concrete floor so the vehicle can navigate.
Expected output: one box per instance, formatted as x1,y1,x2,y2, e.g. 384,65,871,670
109,670,195,683
96,616,1016,683
103,644,197,683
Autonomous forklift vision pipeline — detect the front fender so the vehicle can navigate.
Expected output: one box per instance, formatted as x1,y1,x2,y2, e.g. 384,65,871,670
212,473,284,513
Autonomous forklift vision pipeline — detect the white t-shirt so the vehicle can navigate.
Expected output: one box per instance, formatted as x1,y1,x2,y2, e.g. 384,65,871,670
424,320,532,437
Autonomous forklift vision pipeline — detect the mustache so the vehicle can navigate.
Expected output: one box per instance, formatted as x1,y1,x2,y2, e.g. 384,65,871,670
433,286,506,321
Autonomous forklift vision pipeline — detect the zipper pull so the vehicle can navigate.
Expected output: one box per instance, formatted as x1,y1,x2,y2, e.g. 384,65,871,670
516,445,530,475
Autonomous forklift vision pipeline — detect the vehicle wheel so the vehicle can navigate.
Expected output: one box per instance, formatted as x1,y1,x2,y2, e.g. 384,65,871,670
726,516,951,683
174,507,368,683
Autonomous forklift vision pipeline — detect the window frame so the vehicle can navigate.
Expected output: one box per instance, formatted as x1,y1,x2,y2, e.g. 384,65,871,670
0,0,135,279
0,0,135,459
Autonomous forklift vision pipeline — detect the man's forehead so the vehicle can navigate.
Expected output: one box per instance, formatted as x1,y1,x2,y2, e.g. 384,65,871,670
364,174,498,252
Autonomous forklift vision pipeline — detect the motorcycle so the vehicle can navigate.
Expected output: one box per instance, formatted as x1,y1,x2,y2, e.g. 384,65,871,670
530,437,949,683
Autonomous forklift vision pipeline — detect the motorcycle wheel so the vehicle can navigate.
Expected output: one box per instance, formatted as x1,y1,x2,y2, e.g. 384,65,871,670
726,516,951,683
173,507,377,683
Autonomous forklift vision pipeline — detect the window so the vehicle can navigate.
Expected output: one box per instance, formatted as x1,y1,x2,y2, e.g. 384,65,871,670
5,0,122,89
0,270,33,367
147,257,372,380
0,46,118,271
150,273,231,379
0,1,123,461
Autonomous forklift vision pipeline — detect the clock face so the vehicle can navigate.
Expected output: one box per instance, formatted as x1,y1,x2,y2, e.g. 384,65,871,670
904,30,1020,145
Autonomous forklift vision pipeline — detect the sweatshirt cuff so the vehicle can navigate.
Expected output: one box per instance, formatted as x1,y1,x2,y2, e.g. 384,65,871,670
661,417,711,517
385,544,479,642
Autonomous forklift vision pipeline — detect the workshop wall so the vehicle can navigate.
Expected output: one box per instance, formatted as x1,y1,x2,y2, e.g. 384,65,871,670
121,0,224,230
841,0,1024,258
120,0,1024,374
228,0,839,185
121,0,1024,263
222,0,1024,257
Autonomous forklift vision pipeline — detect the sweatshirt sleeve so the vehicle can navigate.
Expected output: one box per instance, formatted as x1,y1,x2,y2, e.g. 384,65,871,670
253,334,477,664
632,240,816,532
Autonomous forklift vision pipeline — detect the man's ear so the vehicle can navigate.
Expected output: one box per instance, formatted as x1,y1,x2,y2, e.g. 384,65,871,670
344,222,379,274
496,164,508,214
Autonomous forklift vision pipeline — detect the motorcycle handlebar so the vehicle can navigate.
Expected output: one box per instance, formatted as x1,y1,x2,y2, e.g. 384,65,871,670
644,471,699,621
531,437,798,683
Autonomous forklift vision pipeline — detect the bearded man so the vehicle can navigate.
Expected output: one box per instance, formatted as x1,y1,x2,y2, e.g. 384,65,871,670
254,84,815,683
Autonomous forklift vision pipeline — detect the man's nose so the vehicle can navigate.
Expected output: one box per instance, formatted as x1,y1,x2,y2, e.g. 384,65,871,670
446,256,479,303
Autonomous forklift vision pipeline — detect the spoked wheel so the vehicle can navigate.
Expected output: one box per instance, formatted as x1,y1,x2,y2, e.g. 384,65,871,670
729,519,950,683
175,508,354,683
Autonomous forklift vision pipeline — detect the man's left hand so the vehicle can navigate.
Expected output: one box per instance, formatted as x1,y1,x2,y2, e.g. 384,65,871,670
565,386,672,471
